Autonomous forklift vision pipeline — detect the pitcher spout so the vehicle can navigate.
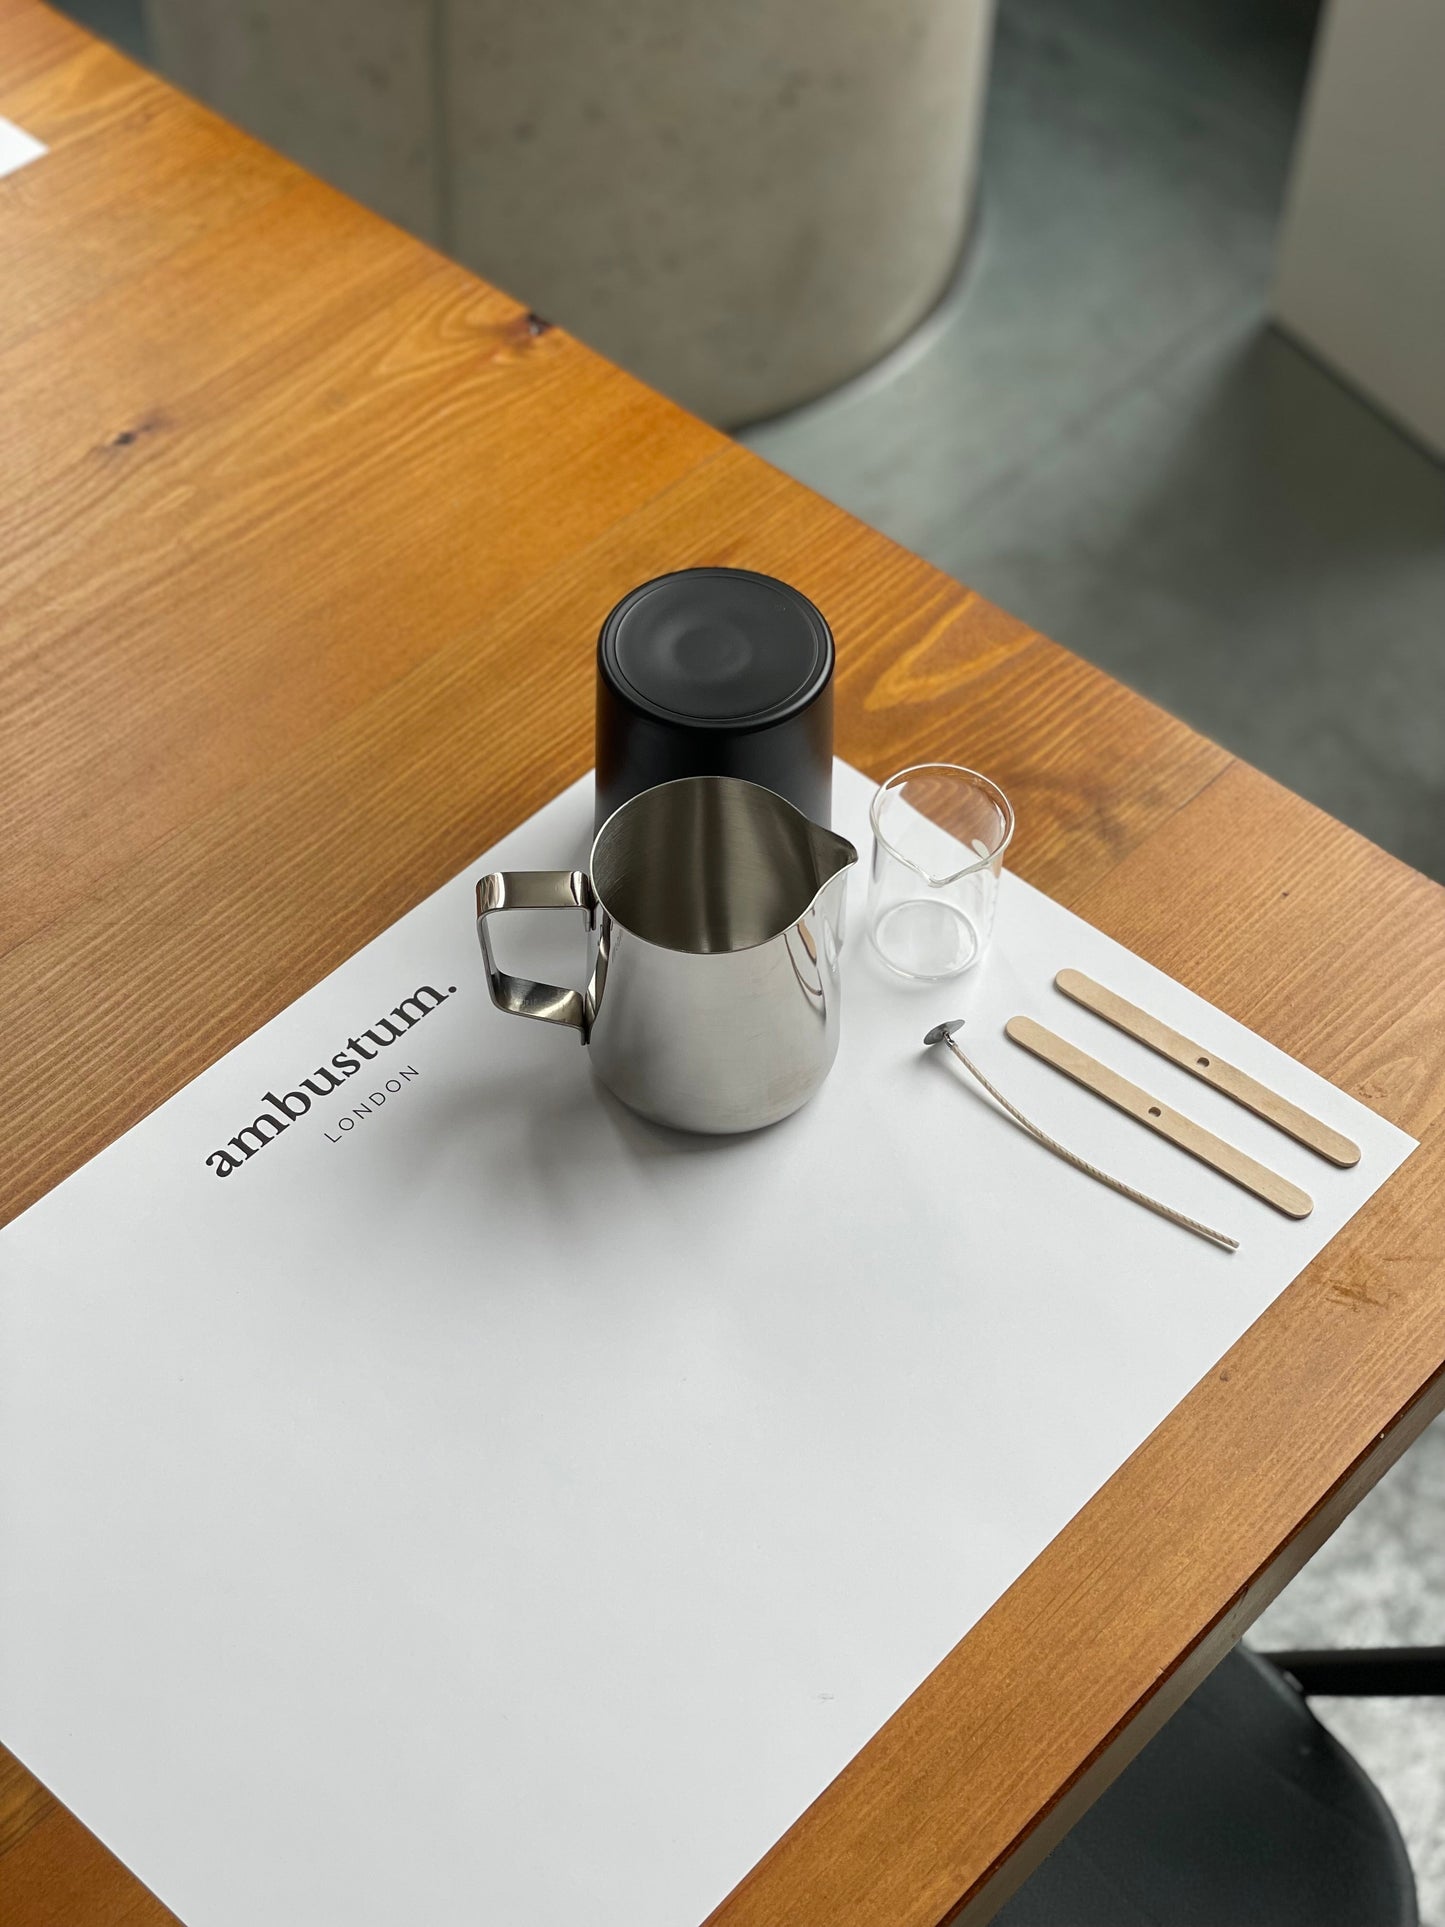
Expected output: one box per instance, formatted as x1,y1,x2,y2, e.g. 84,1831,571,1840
808,821,858,893
806,823,857,949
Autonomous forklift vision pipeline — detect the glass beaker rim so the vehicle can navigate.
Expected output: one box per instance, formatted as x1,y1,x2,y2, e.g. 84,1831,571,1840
869,763,1015,887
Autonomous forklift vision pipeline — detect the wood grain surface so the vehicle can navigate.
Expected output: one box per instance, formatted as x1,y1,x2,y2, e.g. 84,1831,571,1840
3,8,1444,1926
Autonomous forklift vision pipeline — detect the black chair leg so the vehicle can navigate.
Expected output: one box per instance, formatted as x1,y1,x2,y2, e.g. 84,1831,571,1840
1261,1646,1445,1696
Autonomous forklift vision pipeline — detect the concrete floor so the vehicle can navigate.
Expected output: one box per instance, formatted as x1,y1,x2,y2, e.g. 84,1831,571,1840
43,0,1445,1915
746,0,1445,884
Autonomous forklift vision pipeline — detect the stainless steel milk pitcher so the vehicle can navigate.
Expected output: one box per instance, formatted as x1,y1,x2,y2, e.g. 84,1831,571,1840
476,776,857,1133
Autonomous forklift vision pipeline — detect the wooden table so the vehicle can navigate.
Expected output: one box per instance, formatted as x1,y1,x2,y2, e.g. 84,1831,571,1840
3,7,1444,1922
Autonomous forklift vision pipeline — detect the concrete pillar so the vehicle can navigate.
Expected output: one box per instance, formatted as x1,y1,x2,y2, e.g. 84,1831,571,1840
1272,0,1445,458
146,0,996,426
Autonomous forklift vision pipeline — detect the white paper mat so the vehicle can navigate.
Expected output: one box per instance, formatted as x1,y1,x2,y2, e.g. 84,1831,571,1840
0,116,47,180
0,763,1413,1927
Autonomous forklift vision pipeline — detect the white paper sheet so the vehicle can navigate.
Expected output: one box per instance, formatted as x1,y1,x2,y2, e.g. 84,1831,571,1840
0,764,1413,1927
0,116,47,180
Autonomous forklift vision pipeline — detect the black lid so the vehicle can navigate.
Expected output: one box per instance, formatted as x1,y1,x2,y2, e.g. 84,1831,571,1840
598,568,834,731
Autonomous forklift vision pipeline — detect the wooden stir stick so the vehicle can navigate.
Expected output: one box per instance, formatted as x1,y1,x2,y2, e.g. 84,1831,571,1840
1005,1016,1314,1219
1055,969,1361,1167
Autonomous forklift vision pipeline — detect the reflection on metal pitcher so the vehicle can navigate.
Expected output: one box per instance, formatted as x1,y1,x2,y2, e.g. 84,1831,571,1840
475,776,858,1134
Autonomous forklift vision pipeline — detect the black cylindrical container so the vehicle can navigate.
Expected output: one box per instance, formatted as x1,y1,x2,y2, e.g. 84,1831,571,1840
595,568,835,832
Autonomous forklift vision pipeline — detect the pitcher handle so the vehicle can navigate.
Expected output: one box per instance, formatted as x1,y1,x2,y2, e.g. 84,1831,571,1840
476,869,595,1038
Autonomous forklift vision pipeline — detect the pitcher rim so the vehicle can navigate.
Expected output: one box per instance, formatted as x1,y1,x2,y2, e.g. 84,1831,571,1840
590,774,857,957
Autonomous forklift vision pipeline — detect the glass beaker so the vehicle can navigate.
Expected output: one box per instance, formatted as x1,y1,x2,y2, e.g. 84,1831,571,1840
867,764,1014,980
